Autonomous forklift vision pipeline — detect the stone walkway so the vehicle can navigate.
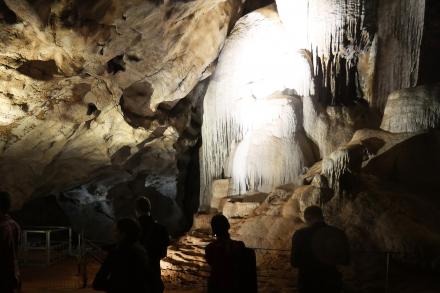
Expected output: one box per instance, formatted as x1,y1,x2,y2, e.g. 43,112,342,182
20,230,297,293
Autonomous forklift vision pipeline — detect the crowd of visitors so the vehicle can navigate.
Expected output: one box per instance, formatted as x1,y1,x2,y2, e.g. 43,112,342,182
0,190,349,293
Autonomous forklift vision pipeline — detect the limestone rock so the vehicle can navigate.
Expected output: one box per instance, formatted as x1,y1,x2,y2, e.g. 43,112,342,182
210,179,230,210
303,94,375,158
233,215,302,250
191,213,213,232
331,181,440,268
201,5,316,203
222,201,260,218
0,0,244,210
380,84,440,133
363,130,440,191
319,128,416,192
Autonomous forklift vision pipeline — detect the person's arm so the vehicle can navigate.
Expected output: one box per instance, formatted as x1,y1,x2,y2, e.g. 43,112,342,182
340,231,351,265
0,224,18,288
157,225,169,259
92,252,112,291
134,247,153,291
291,231,303,268
205,243,214,266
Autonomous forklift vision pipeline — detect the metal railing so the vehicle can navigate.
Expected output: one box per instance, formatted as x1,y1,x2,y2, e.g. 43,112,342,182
248,247,419,293
20,226,72,266
76,235,428,293
77,232,109,288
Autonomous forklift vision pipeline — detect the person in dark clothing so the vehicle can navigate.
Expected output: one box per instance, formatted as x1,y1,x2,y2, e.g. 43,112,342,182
136,197,169,293
205,214,257,293
0,191,21,293
291,205,350,293
93,218,152,293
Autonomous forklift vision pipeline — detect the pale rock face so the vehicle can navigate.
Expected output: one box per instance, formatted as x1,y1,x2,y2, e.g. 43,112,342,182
318,129,416,192
376,0,426,109
201,5,316,206
222,201,260,218
210,179,230,210
275,0,426,109
302,94,374,157
381,83,440,133
275,0,377,106
0,0,244,230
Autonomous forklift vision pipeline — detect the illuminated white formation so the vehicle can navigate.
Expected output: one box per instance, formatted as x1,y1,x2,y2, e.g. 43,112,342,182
276,0,370,57
381,84,440,133
201,6,313,205
276,0,426,108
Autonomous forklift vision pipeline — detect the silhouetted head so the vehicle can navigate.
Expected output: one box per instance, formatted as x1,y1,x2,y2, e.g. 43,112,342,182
115,218,140,244
304,205,325,225
135,196,151,216
0,191,11,215
211,214,230,238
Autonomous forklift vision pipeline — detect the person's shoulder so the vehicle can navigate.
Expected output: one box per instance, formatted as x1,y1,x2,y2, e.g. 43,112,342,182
232,239,246,248
153,220,167,232
138,215,151,225
293,226,310,237
324,224,347,236
0,214,20,229
205,240,218,254
131,242,149,257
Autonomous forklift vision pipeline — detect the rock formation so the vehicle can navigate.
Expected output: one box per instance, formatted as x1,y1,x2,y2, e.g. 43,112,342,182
1,1,440,291
200,5,316,206
0,0,246,234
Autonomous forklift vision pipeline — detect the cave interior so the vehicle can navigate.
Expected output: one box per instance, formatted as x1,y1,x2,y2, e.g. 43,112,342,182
0,0,440,292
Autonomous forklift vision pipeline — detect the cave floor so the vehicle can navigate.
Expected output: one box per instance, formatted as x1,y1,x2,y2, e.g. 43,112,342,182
19,257,203,293
19,231,298,293
19,231,440,293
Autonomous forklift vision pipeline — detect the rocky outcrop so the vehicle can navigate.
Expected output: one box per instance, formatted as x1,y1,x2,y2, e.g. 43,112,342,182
0,0,248,236
303,94,376,157
0,0,245,233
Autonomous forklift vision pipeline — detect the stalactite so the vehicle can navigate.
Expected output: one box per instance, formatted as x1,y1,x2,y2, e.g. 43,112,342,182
322,149,350,193
200,7,313,205
277,0,377,106
375,0,426,109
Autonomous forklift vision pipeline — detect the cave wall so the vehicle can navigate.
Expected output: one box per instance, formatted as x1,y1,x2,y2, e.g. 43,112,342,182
0,0,246,234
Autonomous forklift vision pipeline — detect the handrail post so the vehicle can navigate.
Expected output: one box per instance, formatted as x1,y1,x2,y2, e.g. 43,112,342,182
81,230,88,288
385,252,390,293
68,228,72,256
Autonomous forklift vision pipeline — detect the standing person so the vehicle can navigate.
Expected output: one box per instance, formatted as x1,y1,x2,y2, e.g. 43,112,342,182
136,197,170,293
93,218,152,293
291,205,350,293
0,191,21,293
205,214,257,293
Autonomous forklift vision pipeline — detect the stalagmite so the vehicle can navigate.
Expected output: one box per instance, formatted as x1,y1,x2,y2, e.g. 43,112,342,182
200,6,314,206
381,83,440,133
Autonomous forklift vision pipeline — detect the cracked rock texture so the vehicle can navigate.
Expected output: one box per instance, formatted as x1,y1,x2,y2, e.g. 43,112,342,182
0,0,245,233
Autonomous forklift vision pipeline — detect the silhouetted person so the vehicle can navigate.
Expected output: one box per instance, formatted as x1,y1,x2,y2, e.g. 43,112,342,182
205,214,257,293
136,197,169,293
0,191,21,293
291,206,350,293
93,218,152,293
